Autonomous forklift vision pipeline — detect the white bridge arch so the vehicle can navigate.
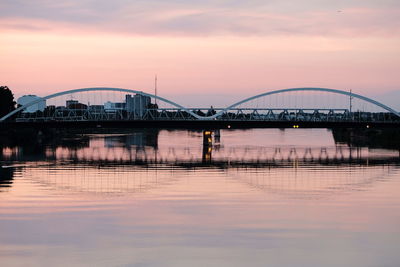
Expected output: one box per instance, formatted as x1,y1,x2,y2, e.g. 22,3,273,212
209,87,400,119
1,87,399,121
0,87,205,121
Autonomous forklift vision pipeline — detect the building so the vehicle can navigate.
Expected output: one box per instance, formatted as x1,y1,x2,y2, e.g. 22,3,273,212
17,95,46,113
66,100,79,108
66,100,87,110
125,94,151,117
104,101,126,112
88,105,105,113
69,103,88,110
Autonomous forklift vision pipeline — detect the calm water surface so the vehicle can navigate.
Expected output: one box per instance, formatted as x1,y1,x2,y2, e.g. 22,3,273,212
1,128,400,266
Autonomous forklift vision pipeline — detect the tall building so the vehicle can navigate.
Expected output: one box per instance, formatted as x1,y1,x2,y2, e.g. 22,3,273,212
104,101,126,112
66,100,87,110
17,95,46,113
125,94,151,117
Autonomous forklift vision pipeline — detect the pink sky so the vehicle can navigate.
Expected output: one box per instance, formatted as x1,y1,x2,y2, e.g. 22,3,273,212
1,1,399,106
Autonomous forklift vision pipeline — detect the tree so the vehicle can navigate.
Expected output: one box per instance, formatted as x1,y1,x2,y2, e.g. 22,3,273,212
0,86,16,118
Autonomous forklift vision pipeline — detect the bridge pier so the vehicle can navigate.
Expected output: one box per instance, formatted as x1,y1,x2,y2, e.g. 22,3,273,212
202,130,213,163
203,130,213,146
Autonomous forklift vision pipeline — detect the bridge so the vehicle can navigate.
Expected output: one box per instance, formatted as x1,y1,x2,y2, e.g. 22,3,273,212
1,87,399,128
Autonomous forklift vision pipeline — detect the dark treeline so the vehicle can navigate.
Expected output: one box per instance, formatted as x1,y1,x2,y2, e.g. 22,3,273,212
0,86,16,118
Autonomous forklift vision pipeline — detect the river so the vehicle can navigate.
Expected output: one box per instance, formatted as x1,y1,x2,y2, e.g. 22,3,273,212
1,128,399,266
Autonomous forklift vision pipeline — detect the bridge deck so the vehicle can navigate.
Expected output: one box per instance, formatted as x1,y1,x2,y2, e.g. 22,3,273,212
1,120,399,129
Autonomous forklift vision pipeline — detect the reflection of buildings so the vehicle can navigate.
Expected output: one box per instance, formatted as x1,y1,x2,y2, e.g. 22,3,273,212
104,130,159,148
2,132,400,165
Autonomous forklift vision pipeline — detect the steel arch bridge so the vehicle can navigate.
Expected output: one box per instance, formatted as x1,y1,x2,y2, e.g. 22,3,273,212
1,87,399,125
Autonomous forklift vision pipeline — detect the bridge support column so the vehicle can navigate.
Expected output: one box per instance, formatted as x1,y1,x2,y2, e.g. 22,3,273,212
202,130,213,163
203,130,213,146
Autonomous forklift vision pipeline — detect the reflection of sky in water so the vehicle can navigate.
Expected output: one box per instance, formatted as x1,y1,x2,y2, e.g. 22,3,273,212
0,129,400,266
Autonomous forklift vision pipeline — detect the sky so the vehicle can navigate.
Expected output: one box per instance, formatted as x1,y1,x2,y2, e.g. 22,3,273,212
1,0,399,107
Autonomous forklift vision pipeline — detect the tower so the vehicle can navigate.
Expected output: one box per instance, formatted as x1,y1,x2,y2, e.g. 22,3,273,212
155,74,157,106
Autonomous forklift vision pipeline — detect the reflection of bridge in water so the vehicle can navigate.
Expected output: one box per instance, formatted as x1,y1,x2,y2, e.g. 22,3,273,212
2,144,399,166
11,158,399,200
1,128,400,198
3,143,399,199
227,164,399,200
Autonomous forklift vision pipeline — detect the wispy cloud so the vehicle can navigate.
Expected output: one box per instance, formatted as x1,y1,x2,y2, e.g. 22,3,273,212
0,0,399,36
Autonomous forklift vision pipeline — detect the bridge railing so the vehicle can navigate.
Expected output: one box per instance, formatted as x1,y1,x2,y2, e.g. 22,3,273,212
13,107,398,123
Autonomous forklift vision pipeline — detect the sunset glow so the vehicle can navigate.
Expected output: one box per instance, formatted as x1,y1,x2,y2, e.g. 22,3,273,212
2,2,400,266
1,1,399,103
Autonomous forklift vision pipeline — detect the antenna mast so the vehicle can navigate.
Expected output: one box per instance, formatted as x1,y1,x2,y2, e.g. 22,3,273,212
155,74,157,106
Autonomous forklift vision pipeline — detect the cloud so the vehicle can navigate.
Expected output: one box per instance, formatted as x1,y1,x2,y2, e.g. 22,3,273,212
0,20,51,31
0,0,400,37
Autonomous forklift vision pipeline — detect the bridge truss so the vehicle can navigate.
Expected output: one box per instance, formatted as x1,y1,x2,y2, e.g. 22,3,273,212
1,87,399,123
